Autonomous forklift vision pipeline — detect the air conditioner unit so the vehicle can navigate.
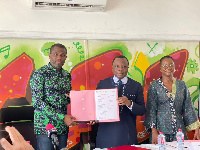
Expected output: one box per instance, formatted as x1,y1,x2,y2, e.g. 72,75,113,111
29,0,107,12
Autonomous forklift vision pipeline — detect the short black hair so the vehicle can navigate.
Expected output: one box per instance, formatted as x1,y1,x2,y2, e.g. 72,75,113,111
160,55,174,65
50,43,67,54
112,55,129,66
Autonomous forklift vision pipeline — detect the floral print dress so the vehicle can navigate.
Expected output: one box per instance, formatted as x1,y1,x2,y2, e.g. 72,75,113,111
144,78,200,142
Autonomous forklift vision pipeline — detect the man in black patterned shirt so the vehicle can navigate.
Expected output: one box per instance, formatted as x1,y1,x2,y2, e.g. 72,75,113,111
30,43,76,150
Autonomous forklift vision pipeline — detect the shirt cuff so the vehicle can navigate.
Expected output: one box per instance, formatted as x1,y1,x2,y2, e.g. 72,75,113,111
127,101,133,111
186,120,200,131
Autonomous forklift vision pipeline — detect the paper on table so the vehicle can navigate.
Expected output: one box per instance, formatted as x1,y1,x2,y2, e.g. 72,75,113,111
166,141,197,149
189,142,200,150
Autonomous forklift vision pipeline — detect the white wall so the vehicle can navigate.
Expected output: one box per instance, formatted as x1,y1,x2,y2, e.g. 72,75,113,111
1,0,200,41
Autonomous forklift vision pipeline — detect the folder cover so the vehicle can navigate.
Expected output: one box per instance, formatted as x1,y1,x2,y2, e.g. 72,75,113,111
108,145,151,150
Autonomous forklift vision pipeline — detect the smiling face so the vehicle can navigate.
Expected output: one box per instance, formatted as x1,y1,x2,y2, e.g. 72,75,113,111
49,46,67,71
112,58,129,79
160,57,175,77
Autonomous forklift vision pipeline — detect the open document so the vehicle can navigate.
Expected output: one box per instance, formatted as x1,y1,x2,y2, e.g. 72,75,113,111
70,89,120,122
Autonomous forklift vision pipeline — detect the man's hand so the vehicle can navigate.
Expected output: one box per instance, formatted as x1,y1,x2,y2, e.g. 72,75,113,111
87,121,96,125
117,96,132,107
0,126,34,150
63,115,77,126
66,90,76,98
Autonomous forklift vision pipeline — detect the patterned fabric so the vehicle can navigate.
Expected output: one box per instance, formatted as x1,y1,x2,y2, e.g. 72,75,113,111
157,78,177,134
144,78,200,142
30,63,71,135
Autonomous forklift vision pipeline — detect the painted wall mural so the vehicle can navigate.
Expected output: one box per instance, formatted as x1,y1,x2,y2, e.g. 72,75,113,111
0,39,199,149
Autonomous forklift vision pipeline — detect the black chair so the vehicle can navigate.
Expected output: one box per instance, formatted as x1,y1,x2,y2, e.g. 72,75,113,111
0,106,36,150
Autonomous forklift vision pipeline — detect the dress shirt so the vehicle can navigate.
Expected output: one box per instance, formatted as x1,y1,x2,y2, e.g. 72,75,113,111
113,76,133,110
30,63,71,135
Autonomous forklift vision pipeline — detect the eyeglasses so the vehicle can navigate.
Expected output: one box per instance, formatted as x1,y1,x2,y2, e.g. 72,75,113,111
161,64,175,68
113,65,128,69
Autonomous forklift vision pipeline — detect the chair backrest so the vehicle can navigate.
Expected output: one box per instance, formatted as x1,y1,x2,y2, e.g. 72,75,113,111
0,105,34,123
0,106,36,149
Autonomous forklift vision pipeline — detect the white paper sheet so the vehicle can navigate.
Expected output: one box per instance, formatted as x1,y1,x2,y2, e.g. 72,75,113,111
95,89,118,121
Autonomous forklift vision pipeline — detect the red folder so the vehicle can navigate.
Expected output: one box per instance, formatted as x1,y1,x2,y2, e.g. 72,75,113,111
108,145,150,150
70,89,120,122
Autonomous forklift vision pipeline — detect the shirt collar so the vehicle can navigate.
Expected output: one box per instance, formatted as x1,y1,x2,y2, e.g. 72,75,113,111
113,76,128,84
47,62,63,73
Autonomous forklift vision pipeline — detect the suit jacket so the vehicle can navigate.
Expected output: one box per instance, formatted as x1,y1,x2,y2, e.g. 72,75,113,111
95,76,146,148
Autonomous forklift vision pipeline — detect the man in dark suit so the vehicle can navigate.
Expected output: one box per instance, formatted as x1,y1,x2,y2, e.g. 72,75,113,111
95,55,146,148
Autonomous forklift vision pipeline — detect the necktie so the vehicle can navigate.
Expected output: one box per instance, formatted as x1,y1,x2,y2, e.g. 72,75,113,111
118,79,122,85
117,79,123,97
117,79,124,113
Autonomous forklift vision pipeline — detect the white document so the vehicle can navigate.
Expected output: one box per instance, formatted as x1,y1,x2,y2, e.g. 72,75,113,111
95,89,119,121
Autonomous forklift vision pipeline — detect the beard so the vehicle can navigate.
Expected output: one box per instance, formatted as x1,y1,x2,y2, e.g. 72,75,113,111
51,61,63,70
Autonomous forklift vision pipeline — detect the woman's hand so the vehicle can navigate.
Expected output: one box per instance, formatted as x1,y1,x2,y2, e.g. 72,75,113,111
151,128,159,144
193,127,200,140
